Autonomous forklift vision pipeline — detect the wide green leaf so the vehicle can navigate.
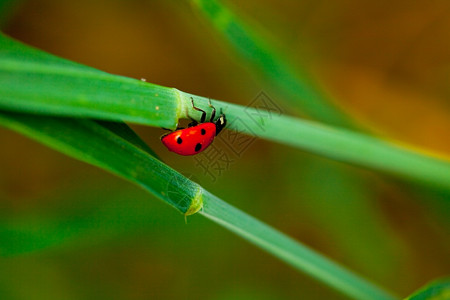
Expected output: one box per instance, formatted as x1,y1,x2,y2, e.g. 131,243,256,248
0,32,179,128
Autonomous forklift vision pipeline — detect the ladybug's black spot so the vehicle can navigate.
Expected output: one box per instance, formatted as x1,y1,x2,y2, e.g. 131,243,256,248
201,128,206,135
195,143,202,152
177,137,183,144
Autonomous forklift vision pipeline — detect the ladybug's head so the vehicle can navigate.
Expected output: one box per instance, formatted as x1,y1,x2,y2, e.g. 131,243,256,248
214,114,226,136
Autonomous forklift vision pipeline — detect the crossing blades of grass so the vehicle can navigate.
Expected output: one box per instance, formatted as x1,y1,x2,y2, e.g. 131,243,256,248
1,33,450,191
0,110,397,300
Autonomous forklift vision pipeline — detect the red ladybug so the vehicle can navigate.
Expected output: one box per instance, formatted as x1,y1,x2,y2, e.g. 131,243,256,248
161,98,226,156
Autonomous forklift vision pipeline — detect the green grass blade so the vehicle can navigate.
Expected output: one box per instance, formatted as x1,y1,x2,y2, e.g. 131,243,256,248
405,279,450,300
0,111,200,215
0,111,396,300
0,32,179,128
190,0,356,129
201,193,397,300
185,96,450,191
95,120,160,158
1,33,450,191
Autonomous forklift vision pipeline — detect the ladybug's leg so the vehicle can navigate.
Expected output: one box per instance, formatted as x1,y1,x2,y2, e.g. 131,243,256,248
191,97,206,123
208,98,216,122
160,128,173,139
187,120,198,128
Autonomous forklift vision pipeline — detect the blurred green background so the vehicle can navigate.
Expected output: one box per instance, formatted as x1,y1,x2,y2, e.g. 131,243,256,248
1,0,450,299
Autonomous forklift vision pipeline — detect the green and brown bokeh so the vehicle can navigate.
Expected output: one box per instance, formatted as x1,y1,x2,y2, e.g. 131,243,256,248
1,0,449,299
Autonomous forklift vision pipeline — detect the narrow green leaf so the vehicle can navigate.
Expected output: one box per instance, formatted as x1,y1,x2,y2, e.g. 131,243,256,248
95,120,160,159
1,33,450,191
190,0,357,129
201,193,397,300
0,111,200,215
0,111,396,300
405,279,450,300
195,98,450,192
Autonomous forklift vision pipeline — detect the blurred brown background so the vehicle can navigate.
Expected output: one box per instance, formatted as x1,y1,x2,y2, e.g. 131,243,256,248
1,0,450,299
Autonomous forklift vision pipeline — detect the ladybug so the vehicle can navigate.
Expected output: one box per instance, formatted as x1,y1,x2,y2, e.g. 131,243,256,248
161,98,226,156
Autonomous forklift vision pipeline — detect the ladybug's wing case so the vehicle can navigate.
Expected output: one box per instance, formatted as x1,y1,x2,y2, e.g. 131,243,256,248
161,123,217,156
